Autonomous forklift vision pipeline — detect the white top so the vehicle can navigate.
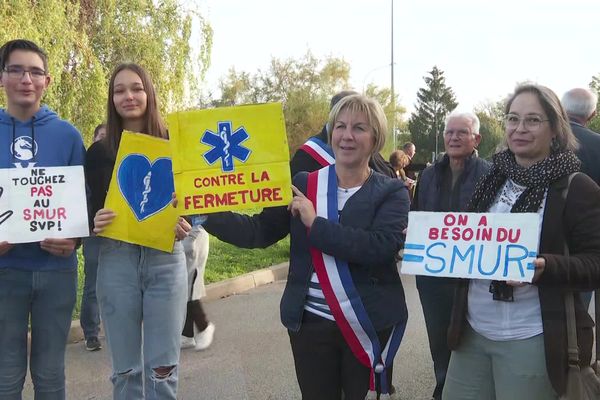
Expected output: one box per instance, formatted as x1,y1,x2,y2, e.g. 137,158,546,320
304,186,361,320
467,178,546,341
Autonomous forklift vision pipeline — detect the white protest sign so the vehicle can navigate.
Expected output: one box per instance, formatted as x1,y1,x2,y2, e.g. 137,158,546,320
401,211,540,282
0,166,89,243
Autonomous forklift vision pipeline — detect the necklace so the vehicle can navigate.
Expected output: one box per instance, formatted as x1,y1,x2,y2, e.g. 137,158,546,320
339,168,372,193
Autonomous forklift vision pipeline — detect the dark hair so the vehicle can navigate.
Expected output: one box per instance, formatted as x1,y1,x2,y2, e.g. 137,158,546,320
505,84,578,152
105,63,167,157
93,123,106,140
0,39,48,72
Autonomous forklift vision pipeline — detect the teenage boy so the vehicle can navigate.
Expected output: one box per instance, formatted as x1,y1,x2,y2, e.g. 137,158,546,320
0,39,85,399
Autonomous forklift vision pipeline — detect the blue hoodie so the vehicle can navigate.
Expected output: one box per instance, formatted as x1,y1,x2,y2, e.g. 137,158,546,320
0,105,86,271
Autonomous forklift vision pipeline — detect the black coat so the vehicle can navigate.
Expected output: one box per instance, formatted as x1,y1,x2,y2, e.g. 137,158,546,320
204,171,410,332
412,152,491,212
448,173,600,396
571,121,600,185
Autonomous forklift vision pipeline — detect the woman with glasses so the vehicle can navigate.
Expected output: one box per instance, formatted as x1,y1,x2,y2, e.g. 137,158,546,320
442,84,600,400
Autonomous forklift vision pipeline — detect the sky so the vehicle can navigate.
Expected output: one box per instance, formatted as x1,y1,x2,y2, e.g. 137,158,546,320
195,0,600,116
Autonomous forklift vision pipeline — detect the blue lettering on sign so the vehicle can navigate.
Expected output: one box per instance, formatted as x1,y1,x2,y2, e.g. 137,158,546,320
503,244,528,278
201,121,251,172
450,244,475,274
403,241,536,280
477,245,502,276
425,242,446,273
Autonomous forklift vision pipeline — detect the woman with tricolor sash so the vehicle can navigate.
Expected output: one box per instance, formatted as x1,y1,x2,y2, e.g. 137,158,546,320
203,94,410,399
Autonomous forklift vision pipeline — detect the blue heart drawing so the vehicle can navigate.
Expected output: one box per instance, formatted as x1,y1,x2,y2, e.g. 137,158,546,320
117,154,174,221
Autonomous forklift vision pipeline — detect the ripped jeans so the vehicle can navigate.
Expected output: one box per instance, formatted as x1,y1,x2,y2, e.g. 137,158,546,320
97,239,187,400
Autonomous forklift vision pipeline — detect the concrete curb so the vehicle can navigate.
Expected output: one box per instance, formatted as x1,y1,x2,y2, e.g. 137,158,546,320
67,261,290,343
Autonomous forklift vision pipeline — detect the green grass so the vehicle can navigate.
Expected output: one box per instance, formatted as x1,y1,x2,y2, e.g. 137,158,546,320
73,214,291,320
205,234,290,284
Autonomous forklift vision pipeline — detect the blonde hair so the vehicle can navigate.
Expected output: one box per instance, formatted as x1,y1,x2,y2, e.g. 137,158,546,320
326,94,387,155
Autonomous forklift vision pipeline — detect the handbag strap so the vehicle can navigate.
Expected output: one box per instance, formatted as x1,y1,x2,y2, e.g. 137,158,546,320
561,173,599,368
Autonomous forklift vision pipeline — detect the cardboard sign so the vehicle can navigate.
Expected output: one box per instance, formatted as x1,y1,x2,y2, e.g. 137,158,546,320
401,212,541,282
0,166,89,243
99,132,178,252
167,103,292,214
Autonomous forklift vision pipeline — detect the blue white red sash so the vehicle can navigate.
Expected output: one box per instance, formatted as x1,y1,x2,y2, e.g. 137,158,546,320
299,137,335,167
306,165,406,398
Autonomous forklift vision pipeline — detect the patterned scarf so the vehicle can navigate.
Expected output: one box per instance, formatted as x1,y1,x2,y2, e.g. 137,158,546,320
468,149,581,213
468,149,580,300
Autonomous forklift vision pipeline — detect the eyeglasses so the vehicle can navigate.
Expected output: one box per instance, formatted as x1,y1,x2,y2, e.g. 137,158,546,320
2,66,47,81
504,114,549,131
443,129,472,139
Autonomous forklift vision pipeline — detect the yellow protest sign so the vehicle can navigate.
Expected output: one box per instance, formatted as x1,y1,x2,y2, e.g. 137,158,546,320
168,103,292,214
99,132,178,252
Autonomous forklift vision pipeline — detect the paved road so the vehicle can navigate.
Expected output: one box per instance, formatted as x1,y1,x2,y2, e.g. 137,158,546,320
24,274,436,399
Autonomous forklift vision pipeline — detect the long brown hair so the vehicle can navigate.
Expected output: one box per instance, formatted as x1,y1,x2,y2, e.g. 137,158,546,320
104,63,167,157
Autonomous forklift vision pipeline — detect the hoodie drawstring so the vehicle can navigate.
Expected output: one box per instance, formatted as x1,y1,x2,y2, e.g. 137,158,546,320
31,115,35,162
10,117,15,163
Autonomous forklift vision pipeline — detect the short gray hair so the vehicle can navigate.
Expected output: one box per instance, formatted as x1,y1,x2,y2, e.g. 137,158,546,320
561,88,598,120
444,110,480,134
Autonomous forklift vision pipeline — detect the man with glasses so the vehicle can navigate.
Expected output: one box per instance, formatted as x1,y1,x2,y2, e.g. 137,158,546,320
411,111,490,400
0,39,85,399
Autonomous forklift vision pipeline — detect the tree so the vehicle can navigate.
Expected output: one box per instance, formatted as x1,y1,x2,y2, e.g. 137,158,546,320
475,100,505,160
213,52,351,153
364,83,407,156
0,0,212,144
589,74,600,133
407,66,457,163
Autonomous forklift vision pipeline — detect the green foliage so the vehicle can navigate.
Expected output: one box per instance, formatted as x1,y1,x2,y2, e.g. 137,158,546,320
0,0,212,145
213,52,351,154
205,234,290,284
364,83,407,155
475,100,505,160
589,74,600,133
408,66,458,163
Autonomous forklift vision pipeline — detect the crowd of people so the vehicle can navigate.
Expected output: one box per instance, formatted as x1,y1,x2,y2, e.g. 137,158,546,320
0,38,599,400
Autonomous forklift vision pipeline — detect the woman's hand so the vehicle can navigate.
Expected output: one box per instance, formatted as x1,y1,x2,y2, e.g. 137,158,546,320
171,192,179,208
40,238,77,257
0,241,14,256
531,257,545,283
93,208,116,234
506,257,545,286
175,217,192,241
288,185,316,228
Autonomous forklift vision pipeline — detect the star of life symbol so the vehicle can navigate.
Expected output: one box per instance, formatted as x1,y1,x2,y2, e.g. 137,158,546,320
201,121,251,172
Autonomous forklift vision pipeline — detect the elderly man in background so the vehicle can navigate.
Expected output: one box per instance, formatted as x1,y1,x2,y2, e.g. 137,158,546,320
412,111,490,400
562,87,600,310
561,88,600,183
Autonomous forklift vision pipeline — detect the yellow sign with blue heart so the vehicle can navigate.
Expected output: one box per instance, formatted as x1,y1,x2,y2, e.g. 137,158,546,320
167,103,292,214
99,132,178,252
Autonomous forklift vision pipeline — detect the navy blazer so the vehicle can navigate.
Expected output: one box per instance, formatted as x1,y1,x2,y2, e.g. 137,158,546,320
204,170,410,332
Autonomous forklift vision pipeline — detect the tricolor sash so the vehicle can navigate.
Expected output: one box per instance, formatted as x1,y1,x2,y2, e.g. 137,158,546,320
305,165,406,398
299,137,335,167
